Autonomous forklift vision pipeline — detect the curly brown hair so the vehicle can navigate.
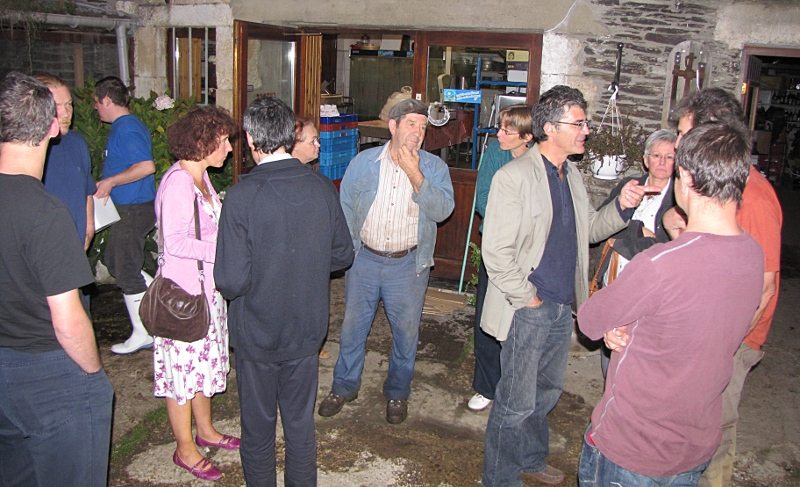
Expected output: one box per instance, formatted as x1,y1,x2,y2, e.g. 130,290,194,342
167,105,236,161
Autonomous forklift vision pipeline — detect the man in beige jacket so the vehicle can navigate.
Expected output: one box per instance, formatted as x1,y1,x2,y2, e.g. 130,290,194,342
480,85,652,486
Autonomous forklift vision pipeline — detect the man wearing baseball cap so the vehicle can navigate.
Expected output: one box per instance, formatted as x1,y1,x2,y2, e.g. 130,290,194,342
318,98,454,424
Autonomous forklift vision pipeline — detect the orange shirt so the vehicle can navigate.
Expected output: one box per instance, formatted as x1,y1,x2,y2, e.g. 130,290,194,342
736,165,783,350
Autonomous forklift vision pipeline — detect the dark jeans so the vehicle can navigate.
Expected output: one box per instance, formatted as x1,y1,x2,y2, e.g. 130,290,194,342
472,261,502,399
236,353,318,487
579,427,708,486
483,301,573,487
0,347,114,487
104,202,155,294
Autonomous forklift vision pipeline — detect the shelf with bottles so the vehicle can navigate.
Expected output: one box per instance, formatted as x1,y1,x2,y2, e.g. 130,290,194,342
769,90,800,106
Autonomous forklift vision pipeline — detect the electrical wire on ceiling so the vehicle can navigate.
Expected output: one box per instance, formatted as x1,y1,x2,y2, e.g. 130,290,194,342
545,0,579,33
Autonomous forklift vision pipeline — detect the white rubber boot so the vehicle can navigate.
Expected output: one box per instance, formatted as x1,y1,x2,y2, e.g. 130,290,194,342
141,270,154,287
111,271,155,355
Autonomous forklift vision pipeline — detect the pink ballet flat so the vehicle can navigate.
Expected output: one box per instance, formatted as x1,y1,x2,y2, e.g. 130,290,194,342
195,433,241,450
172,450,223,481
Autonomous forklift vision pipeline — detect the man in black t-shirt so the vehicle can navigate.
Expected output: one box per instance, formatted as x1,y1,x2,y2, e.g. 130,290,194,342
0,72,113,486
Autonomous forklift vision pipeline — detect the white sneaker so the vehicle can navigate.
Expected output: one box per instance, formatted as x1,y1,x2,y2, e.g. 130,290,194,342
467,393,492,411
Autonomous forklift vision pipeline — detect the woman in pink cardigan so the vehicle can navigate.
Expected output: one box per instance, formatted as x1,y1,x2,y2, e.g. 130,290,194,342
154,106,237,481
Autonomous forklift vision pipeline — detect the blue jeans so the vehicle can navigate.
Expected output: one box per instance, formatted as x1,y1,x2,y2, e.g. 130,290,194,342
236,353,318,487
473,261,502,399
0,347,114,487
332,247,429,401
579,427,708,486
483,301,573,487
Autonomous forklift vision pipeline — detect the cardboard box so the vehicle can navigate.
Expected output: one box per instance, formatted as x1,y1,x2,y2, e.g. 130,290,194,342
507,70,528,83
380,35,403,51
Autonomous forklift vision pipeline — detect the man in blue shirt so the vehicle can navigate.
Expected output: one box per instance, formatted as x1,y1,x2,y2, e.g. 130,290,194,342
94,76,156,355
37,74,96,251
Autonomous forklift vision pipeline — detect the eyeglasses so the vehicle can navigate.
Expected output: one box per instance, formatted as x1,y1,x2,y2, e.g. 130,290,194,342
647,153,675,162
499,127,520,136
553,120,593,130
302,136,320,145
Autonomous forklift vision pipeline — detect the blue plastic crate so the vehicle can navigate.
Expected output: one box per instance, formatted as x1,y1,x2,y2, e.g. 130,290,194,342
320,114,358,125
319,162,349,180
320,136,357,153
319,128,358,140
319,149,357,167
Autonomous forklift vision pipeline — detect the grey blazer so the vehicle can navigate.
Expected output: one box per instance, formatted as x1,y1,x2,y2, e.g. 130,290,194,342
480,144,627,341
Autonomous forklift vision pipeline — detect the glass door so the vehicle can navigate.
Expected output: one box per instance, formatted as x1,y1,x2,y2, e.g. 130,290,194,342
246,38,296,110
233,21,322,179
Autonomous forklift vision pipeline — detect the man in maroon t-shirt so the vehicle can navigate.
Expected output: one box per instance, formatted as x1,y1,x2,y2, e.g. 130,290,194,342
576,123,763,485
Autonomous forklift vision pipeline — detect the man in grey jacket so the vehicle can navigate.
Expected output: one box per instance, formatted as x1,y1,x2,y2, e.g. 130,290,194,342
480,86,652,486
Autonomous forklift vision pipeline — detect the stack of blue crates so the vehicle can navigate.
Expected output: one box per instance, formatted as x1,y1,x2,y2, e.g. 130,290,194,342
319,114,358,181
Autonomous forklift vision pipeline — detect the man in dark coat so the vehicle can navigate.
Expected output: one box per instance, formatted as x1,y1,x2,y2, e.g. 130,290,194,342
215,96,354,486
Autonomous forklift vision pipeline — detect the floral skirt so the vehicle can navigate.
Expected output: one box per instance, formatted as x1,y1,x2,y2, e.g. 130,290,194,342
153,289,229,405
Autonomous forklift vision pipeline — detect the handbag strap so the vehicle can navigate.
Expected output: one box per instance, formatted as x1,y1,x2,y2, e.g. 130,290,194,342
591,237,616,288
157,168,208,295
193,197,207,296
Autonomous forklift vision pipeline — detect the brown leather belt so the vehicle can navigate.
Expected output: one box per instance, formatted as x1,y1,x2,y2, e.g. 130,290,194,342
363,244,417,258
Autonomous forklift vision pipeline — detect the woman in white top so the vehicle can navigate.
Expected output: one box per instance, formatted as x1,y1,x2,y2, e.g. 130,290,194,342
595,129,677,377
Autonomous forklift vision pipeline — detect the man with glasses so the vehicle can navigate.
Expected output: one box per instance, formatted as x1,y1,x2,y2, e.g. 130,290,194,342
480,85,652,486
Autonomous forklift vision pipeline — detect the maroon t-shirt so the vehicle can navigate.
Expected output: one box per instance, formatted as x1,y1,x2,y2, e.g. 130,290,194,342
578,231,763,476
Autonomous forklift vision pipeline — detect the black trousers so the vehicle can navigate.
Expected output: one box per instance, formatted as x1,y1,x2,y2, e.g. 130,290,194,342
103,202,155,294
236,353,318,487
472,261,502,399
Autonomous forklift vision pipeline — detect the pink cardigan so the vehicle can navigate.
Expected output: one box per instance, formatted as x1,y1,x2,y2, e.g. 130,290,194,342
154,163,219,302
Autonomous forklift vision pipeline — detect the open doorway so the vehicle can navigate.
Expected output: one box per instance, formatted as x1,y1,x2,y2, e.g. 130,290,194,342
742,46,800,184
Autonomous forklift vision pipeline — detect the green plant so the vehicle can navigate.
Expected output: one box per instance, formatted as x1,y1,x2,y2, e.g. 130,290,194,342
466,242,481,306
583,117,647,174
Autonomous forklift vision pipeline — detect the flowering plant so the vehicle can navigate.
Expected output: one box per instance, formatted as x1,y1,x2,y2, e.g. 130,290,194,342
153,94,175,111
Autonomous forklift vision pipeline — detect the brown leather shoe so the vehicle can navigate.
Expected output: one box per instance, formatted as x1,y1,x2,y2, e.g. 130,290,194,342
386,399,408,424
520,465,565,485
317,392,357,417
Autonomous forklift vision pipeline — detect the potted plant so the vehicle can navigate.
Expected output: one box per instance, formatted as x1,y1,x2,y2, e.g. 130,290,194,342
583,117,647,179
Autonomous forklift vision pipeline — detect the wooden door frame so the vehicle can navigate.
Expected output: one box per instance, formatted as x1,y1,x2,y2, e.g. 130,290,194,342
413,31,542,105
740,45,800,116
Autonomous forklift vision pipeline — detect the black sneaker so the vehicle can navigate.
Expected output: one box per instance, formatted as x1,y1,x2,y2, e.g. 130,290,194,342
386,399,408,424
318,392,357,417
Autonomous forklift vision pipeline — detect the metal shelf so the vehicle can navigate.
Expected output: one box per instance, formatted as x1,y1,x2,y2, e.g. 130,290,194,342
470,58,528,169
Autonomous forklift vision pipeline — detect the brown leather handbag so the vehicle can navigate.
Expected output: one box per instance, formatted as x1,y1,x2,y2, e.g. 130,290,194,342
139,195,210,342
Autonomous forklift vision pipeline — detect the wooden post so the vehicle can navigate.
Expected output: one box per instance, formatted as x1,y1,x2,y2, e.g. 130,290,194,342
73,44,84,88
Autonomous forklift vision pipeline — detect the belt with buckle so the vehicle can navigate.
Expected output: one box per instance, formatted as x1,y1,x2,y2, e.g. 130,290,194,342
363,244,417,258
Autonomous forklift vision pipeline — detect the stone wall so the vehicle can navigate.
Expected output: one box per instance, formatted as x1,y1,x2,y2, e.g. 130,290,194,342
571,0,741,132
132,2,234,109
